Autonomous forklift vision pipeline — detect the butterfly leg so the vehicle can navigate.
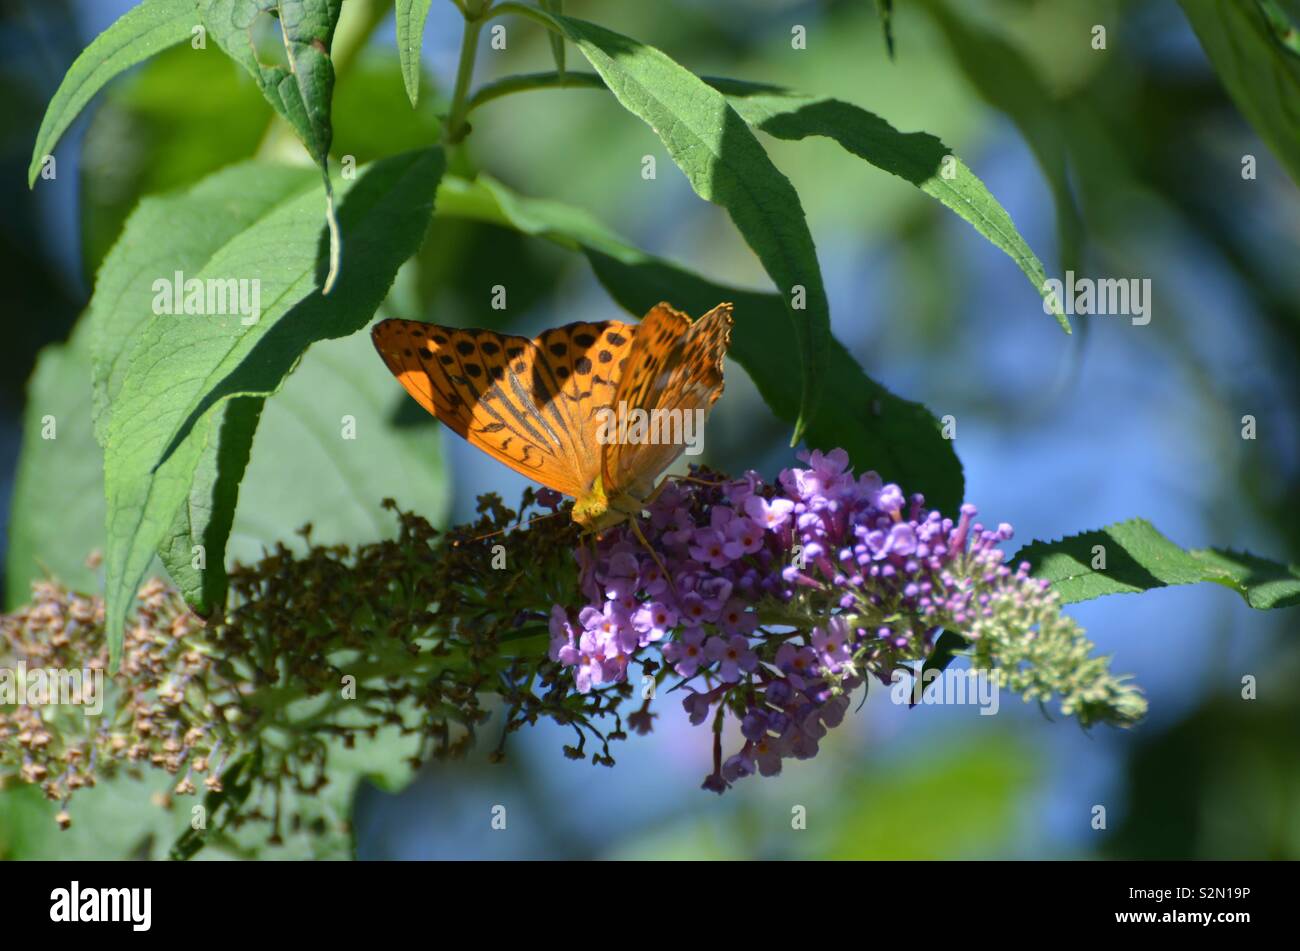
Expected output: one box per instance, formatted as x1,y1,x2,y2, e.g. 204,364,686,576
584,531,601,587
627,515,679,600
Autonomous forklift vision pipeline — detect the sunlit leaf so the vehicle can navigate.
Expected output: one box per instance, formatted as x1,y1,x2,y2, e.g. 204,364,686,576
27,0,196,187
1013,518,1300,609
90,149,444,665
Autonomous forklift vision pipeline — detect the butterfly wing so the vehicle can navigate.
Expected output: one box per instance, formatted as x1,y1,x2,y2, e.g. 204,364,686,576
371,318,636,498
603,302,733,499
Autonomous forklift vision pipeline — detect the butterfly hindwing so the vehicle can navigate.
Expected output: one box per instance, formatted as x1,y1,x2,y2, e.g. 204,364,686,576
603,302,733,498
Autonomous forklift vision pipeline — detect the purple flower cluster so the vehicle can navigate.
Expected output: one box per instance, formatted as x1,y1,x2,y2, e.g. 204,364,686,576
548,449,1076,792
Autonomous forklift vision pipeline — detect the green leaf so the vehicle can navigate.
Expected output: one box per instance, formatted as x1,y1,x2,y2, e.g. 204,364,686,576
201,0,345,291
27,0,197,187
466,69,1063,330
8,316,450,617
92,149,444,667
90,165,317,444
0,773,190,861
169,750,262,860
917,628,967,688
436,174,964,513
10,287,449,615
717,84,1069,333
512,5,832,445
201,0,341,166
226,329,451,560
5,318,106,609
1013,518,1300,610
919,0,1084,272
154,399,264,616
1178,0,1300,188
395,0,434,106
87,163,317,624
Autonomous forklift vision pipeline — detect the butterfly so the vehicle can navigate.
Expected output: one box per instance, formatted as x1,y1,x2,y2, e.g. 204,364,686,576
371,302,733,534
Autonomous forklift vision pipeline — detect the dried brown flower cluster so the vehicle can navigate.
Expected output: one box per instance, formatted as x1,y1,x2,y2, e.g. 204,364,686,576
0,493,628,855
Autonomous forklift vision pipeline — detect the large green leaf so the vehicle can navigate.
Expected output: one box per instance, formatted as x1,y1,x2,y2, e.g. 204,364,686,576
1012,518,1300,610
26,0,197,187
503,4,831,445
1178,0,1300,188
90,165,318,443
0,773,188,861
395,0,434,106
88,163,318,630
0,720,423,859
201,0,345,290
435,174,964,513
5,319,106,609
154,400,264,616
8,319,450,608
92,149,444,666
168,719,421,860
227,329,451,560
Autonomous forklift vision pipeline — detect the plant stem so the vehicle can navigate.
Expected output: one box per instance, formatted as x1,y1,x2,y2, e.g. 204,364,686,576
466,69,605,115
491,1,558,32
445,3,494,145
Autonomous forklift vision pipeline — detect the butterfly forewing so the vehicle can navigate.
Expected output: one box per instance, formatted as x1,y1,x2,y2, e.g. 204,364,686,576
371,318,637,499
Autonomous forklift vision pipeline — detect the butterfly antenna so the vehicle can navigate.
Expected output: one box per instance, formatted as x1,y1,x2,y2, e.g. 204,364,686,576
449,510,562,547
670,474,729,488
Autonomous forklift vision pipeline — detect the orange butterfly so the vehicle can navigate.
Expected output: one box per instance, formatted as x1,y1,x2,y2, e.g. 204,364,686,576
371,302,733,534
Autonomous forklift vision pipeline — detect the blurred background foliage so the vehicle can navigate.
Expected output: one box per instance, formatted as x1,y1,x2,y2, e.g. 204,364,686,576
0,0,1297,859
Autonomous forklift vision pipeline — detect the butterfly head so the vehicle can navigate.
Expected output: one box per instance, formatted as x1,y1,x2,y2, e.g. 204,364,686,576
573,476,648,535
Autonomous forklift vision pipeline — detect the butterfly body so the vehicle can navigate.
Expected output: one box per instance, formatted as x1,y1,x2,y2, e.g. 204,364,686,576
372,302,733,534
